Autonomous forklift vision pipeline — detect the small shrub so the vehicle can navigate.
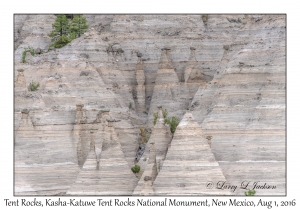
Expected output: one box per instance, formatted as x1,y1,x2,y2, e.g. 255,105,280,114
22,47,35,63
162,109,168,119
245,190,256,196
29,81,40,91
164,116,180,134
28,47,35,56
22,51,26,63
129,102,132,109
131,164,140,174
158,160,161,171
153,112,158,125
140,127,145,135
180,73,185,82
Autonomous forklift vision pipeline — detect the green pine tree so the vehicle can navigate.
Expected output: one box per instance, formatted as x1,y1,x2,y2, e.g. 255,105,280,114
70,15,89,38
49,15,70,38
65,14,74,20
51,35,71,48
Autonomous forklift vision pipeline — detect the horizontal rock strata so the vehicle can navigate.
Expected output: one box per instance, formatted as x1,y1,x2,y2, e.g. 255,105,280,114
67,120,138,195
153,111,231,195
14,14,285,195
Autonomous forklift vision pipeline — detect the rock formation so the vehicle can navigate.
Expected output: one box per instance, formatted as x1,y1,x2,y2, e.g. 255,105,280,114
185,47,202,83
14,14,286,195
137,106,172,174
15,107,80,195
140,176,154,196
67,118,138,195
135,54,146,113
18,109,34,130
148,48,188,125
191,14,286,195
153,111,231,195
14,69,27,91
133,143,158,195
94,109,110,163
74,104,89,167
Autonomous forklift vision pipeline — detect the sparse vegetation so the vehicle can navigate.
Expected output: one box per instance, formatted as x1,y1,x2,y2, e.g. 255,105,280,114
153,112,158,125
158,160,162,171
131,164,140,174
22,52,26,63
153,108,179,134
22,47,35,63
180,73,185,82
153,108,168,125
164,116,180,134
245,190,256,196
29,81,40,91
162,109,168,119
140,127,146,142
129,102,133,109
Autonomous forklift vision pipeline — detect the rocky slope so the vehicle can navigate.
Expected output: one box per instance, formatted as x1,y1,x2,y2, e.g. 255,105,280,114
14,14,285,195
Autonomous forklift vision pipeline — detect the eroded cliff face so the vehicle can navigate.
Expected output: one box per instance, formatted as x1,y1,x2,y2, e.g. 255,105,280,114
14,14,286,195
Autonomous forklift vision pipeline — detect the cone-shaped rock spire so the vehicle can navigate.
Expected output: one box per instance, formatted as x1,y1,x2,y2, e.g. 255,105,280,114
153,111,231,195
67,119,138,195
148,48,184,126
140,176,154,196
74,104,89,167
138,106,172,175
94,109,110,163
133,143,157,195
185,47,204,83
